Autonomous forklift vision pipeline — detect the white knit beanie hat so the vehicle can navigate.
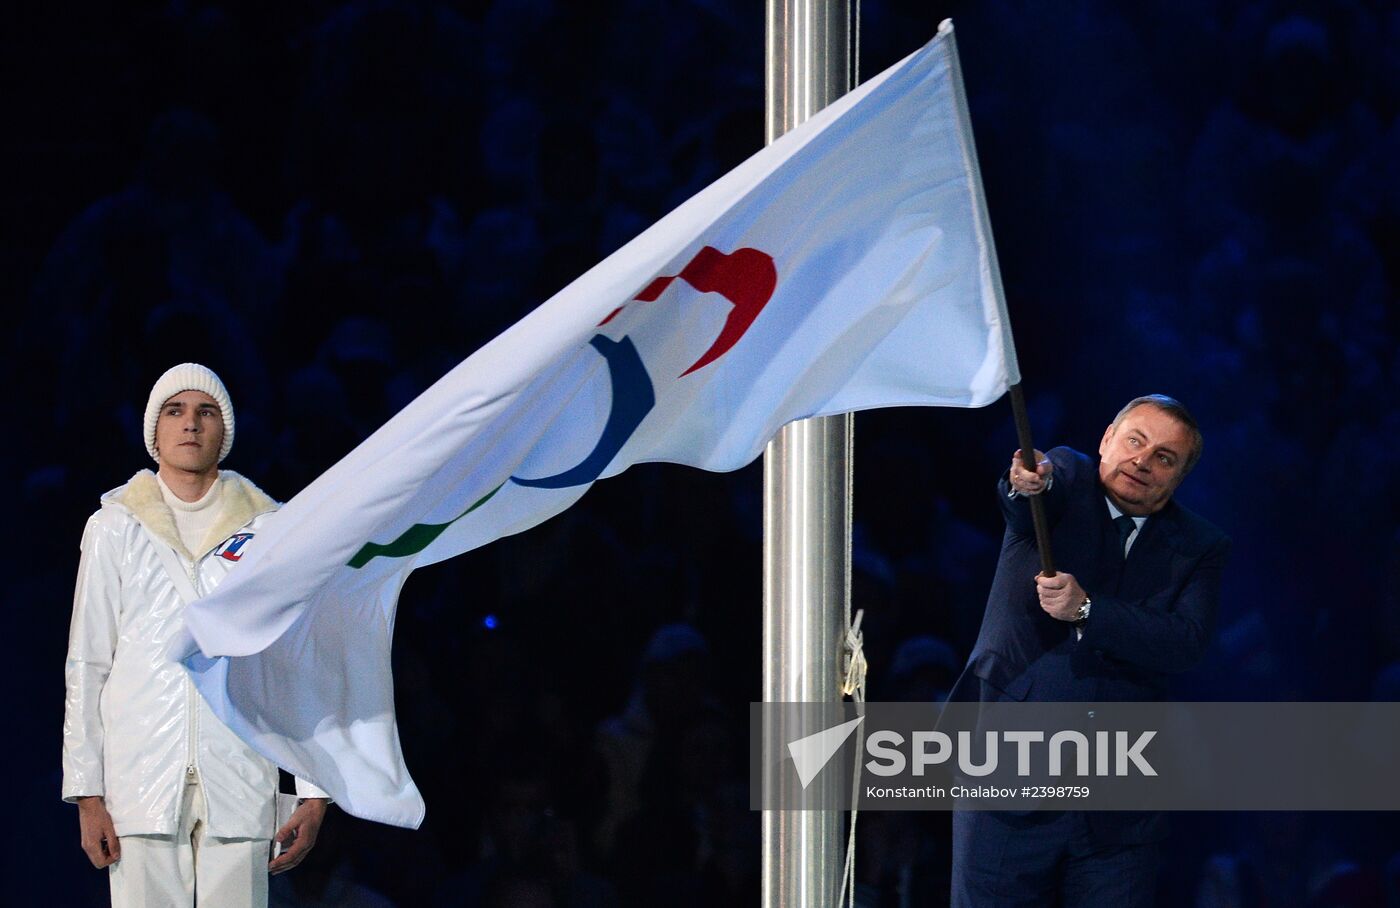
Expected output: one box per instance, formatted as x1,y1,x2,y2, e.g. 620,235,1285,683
143,363,235,463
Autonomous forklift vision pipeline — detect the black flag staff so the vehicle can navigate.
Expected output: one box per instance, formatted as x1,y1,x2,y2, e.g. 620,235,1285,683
1007,382,1056,576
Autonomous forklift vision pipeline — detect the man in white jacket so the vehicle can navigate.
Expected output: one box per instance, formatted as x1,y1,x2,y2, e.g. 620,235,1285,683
63,363,329,907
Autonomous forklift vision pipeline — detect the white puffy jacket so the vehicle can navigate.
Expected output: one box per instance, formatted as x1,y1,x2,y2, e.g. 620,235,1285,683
62,469,325,838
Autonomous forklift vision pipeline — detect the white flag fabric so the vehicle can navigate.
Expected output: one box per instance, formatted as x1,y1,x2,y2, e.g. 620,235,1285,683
175,20,1019,828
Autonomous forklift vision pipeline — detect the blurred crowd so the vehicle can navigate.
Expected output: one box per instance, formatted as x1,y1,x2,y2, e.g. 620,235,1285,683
9,0,1399,905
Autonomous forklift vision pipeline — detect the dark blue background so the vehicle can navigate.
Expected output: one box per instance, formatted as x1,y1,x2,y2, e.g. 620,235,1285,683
8,1,1397,904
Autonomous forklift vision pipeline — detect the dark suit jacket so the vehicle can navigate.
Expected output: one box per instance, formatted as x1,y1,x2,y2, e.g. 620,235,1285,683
948,446,1230,843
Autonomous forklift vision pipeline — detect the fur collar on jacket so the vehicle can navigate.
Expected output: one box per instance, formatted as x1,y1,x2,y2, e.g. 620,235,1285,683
105,469,279,562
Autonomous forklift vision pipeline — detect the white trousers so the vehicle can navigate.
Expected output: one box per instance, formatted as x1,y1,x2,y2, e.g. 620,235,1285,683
109,779,269,908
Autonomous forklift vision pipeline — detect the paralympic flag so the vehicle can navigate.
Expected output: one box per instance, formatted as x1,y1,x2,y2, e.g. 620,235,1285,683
175,20,1019,828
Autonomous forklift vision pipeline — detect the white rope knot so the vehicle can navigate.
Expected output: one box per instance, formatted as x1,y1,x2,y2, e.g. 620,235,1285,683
841,608,868,700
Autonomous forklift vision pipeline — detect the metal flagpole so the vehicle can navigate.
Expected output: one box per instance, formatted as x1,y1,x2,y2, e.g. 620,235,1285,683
762,2,852,907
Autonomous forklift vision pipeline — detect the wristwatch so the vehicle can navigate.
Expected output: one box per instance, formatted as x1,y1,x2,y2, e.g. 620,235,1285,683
1074,596,1092,625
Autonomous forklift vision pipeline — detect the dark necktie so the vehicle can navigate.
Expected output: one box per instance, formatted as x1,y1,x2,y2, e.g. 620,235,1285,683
1114,514,1137,559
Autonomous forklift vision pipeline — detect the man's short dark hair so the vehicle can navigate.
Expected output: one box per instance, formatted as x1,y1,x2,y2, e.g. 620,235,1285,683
1111,394,1203,474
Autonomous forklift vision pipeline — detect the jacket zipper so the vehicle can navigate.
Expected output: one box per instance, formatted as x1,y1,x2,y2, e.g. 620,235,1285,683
185,559,201,783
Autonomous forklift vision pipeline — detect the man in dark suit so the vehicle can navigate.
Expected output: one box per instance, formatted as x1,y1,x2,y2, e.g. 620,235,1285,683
949,394,1230,907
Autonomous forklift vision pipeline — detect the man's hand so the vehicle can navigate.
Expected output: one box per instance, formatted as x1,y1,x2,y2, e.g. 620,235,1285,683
268,798,328,875
1036,571,1087,622
77,796,121,868
1009,449,1052,495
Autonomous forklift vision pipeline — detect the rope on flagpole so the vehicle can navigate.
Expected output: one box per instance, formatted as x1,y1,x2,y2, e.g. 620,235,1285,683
851,0,861,87
838,608,868,908
839,8,862,905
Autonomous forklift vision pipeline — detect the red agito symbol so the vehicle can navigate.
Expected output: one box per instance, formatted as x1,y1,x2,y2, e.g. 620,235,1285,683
598,245,778,376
